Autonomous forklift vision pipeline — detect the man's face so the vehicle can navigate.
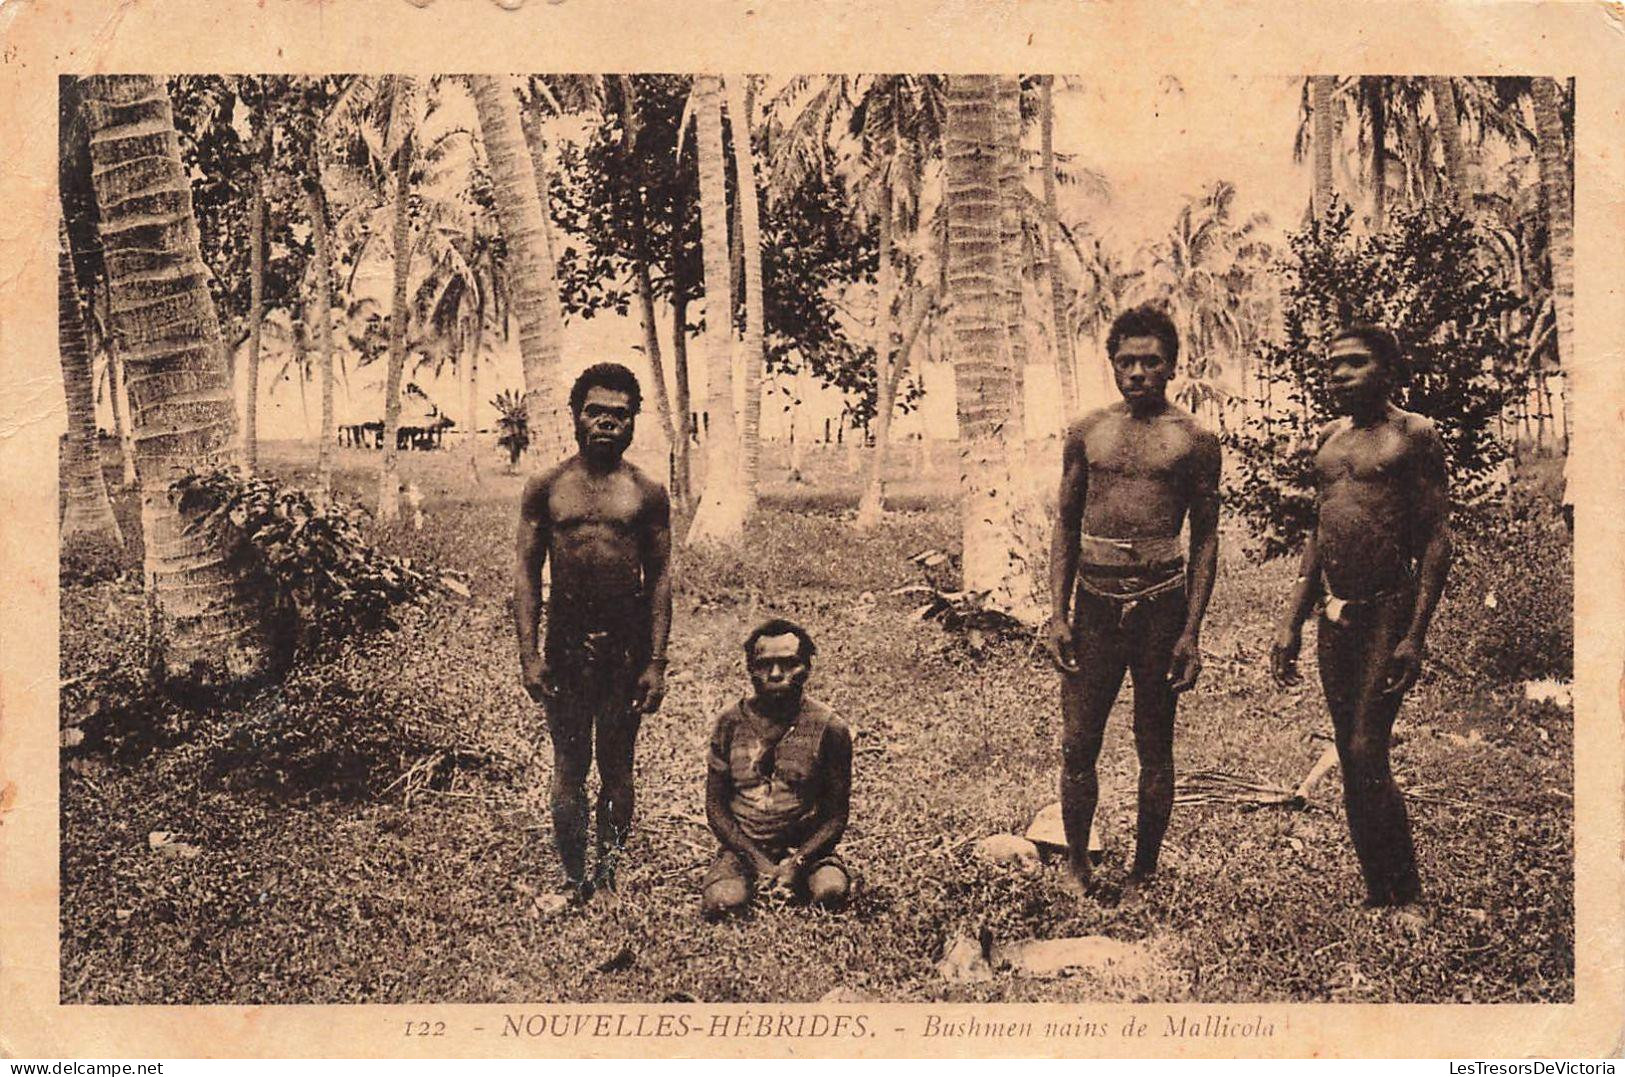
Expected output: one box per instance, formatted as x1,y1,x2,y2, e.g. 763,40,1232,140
1325,337,1391,414
575,386,635,455
1111,334,1174,406
748,633,810,701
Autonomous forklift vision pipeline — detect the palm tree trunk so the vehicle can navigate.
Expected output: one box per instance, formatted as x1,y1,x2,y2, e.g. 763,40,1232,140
1429,77,1468,205
81,74,280,689
1041,76,1079,424
997,76,1028,454
110,346,139,488
617,77,678,467
58,219,123,545
1531,77,1573,404
475,75,569,463
855,192,897,530
1311,76,1337,218
671,282,694,508
725,77,764,507
308,169,337,494
379,76,414,522
945,75,1042,621
244,146,266,475
686,75,746,546
466,309,482,484
1364,77,1387,229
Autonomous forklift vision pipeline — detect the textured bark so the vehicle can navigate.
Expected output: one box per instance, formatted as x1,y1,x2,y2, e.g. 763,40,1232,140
855,198,897,530
686,76,746,546
1531,78,1573,395
58,219,123,544
1040,76,1078,423
997,76,1029,459
109,345,138,488
1311,76,1337,218
725,77,765,505
81,74,279,688
617,77,677,461
473,75,568,462
1429,77,1468,205
945,75,1042,620
379,76,415,522
1365,78,1387,229
516,89,573,461
671,282,694,510
466,314,482,484
243,116,267,474
307,170,337,494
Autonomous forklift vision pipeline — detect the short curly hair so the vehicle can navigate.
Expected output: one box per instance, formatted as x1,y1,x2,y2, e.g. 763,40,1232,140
743,618,817,664
1106,304,1180,366
1331,321,1406,380
569,362,643,417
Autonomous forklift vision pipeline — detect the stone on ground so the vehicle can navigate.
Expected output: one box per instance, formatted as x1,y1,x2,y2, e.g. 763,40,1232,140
935,934,993,983
1025,801,1105,859
991,936,1151,979
973,833,1041,868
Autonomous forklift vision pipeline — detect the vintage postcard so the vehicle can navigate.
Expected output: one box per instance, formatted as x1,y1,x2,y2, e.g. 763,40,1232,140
1,0,1621,1060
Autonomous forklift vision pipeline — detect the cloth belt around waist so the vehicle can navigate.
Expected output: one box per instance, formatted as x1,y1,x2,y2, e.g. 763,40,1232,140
1077,532,1186,578
1317,572,1415,626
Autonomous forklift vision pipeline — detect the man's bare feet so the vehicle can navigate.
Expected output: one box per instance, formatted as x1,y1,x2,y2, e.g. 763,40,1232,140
1387,905,1431,936
532,880,593,918
1116,872,1155,910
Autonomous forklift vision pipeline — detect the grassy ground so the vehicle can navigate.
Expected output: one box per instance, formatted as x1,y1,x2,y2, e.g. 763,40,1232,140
59,438,1573,1004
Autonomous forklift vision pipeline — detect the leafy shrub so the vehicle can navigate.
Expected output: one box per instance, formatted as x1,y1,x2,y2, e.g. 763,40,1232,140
1226,201,1521,560
1432,489,1572,683
172,468,430,653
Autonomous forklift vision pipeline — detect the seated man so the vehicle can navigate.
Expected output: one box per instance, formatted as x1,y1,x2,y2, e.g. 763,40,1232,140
702,619,854,918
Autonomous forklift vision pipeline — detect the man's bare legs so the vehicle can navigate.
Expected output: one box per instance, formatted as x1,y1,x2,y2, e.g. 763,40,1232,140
1316,593,1422,906
543,696,593,897
593,701,643,891
1060,632,1127,893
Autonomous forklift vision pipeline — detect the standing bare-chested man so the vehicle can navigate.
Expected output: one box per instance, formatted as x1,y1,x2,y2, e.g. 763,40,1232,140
515,362,673,910
1271,324,1451,912
1047,305,1221,902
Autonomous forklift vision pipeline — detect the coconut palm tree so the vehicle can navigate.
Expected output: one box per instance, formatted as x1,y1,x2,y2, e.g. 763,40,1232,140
768,74,944,528
1136,181,1270,425
57,219,122,545
79,74,280,688
1530,77,1573,414
1429,77,1470,205
1039,75,1078,422
726,76,767,507
306,158,339,493
944,74,1042,620
376,76,417,521
242,84,270,475
686,75,747,546
1310,76,1338,218
613,76,682,490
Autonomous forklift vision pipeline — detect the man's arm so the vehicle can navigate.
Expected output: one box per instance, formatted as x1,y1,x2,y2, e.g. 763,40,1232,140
1271,427,1336,687
1387,420,1453,693
1047,423,1088,673
705,729,776,875
635,480,673,713
515,474,552,700
1168,430,1220,692
786,720,852,881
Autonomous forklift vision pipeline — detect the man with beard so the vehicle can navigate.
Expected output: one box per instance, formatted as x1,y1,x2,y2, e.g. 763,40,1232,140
515,363,673,911
701,619,854,919
1272,323,1451,920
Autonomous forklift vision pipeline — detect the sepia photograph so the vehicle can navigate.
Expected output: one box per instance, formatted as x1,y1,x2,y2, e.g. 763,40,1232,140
48,66,1576,1010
